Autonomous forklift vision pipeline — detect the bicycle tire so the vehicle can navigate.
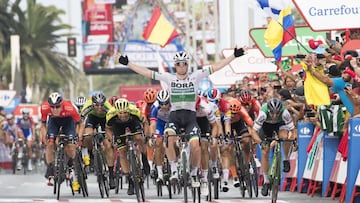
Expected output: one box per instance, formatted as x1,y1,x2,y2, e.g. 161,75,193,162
241,150,253,198
165,157,172,199
214,177,219,199
182,151,188,203
94,150,104,198
271,149,281,203
22,147,28,175
100,152,110,198
250,155,259,198
115,155,121,194
75,151,88,197
56,148,65,200
12,152,17,174
129,149,141,202
140,178,146,202
206,165,212,202
235,151,246,198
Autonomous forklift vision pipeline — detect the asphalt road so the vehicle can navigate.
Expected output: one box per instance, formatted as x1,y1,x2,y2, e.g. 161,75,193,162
0,164,337,203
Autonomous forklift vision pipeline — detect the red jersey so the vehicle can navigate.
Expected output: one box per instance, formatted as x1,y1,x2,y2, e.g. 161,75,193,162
41,100,81,123
215,98,231,122
140,102,152,121
242,98,261,118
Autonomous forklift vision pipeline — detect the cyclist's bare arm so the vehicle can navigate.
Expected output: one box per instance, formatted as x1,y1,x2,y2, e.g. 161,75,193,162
105,125,113,142
211,46,247,73
40,122,47,142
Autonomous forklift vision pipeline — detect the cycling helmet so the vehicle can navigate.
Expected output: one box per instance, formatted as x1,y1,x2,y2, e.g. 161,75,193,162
114,98,130,112
157,90,170,102
21,108,30,114
207,88,221,102
229,99,242,113
267,98,283,114
239,90,252,104
92,92,106,104
5,113,14,120
48,92,63,106
143,88,157,104
173,51,189,62
108,95,119,106
75,96,87,107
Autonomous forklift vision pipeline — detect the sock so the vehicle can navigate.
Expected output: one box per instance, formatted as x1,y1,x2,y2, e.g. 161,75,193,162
81,147,89,157
263,174,269,183
148,160,153,170
157,165,163,177
170,161,177,173
191,167,199,176
202,169,208,182
223,169,229,182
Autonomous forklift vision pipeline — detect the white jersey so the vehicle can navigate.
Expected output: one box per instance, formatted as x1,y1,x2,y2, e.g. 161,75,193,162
196,96,217,123
152,67,212,112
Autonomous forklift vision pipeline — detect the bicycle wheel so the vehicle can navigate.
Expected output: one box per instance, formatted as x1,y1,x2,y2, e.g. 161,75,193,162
250,154,259,197
115,155,121,194
241,150,252,198
56,161,65,200
181,151,188,203
271,151,281,203
75,151,88,197
94,150,105,198
206,165,212,202
235,151,246,198
22,147,28,175
100,152,110,198
129,150,141,202
165,157,172,199
12,151,17,174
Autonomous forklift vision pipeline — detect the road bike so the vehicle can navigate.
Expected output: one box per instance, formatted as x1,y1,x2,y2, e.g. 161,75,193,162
115,131,145,202
164,131,201,203
264,134,297,203
12,137,28,175
83,127,110,198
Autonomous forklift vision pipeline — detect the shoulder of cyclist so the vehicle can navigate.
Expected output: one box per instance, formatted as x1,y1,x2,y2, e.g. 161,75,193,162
128,103,144,122
80,99,94,117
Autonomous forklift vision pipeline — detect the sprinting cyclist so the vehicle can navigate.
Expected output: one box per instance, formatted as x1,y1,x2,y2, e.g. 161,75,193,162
118,47,247,186
195,95,220,196
77,92,116,189
238,89,261,120
40,92,81,188
106,98,145,195
149,89,171,183
139,88,157,176
251,98,296,196
4,114,23,170
16,109,36,171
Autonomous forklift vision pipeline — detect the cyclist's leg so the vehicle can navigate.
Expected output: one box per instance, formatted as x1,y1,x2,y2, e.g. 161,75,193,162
278,127,291,172
154,120,166,182
143,120,154,174
220,143,231,192
164,121,179,181
45,118,59,174
25,131,33,170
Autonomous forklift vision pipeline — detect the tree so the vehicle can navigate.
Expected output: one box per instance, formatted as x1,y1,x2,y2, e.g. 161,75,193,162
0,0,86,103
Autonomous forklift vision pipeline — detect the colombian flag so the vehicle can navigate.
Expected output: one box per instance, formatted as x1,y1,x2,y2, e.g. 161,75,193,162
264,5,296,62
142,6,179,47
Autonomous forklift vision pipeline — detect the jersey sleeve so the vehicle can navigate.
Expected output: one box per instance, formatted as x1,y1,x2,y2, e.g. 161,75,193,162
40,103,51,122
253,111,267,132
239,106,254,127
281,109,295,130
106,108,117,124
150,105,159,122
80,100,94,117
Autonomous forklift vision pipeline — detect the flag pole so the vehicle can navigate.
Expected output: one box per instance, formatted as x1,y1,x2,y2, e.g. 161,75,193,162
276,21,311,54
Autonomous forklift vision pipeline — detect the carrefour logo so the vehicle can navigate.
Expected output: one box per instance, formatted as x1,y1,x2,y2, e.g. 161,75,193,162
300,127,311,135
353,124,360,137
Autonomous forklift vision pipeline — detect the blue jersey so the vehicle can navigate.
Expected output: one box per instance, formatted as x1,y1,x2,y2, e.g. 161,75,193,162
150,104,170,136
330,78,353,115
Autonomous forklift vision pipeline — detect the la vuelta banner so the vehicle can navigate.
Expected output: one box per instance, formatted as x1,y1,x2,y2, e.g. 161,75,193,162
82,0,113,71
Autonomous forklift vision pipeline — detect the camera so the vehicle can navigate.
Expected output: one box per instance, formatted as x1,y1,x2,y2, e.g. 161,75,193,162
305,112,316,117
273,85,282,90
295,54,306,59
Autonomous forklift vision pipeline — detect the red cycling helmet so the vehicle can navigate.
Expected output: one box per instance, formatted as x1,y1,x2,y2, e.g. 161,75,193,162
108,96,119,106
143,88,157,104
239,89,252,104
135,100,145,109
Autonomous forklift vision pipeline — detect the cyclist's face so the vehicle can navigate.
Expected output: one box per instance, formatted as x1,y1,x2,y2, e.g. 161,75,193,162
93,103,103,113
50,105,62,116
117,112,130,121
269,112,279,120
175,61,188,75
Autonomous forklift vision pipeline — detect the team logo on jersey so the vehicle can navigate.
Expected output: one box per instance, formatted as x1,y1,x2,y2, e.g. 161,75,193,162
171,81,194,88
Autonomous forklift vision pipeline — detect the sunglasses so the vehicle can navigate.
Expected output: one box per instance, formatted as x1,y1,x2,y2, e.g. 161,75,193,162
175,62,188,67
50,105,61,109
159,101,169,106
94,103,104,107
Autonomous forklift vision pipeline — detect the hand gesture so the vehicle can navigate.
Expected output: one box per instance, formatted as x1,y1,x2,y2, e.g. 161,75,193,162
234,46,248,57
117,53,129,65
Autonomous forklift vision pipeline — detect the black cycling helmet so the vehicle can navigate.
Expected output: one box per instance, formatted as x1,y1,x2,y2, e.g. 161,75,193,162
92,92,106,104
267,98,283,114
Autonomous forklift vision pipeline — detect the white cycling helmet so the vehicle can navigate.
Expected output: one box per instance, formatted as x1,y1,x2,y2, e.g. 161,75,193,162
173,51,189,62
157,90,170,102
48,92,63,105
75,96,87,107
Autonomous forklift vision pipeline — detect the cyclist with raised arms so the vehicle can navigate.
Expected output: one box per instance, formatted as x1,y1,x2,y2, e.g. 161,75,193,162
118,47,247,186
251,98,296,197
105,98,145,195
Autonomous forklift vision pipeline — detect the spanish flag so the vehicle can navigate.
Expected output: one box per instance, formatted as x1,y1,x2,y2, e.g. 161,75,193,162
142,6,179,47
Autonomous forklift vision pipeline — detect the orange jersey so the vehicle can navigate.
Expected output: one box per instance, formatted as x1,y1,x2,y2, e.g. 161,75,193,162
41,100,81,123
229,99,254,127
